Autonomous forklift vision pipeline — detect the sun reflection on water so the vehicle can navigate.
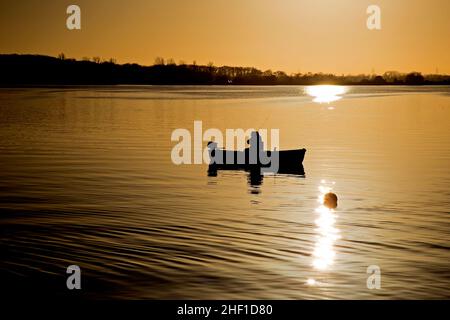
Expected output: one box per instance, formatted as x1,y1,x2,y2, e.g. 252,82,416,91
312,180,340,272
306,85,347,103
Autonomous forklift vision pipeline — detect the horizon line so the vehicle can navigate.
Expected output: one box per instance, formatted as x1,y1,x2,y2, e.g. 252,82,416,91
2,52,449,77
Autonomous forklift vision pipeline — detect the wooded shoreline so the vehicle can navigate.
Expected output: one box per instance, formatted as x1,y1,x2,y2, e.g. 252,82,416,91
1,54,449,86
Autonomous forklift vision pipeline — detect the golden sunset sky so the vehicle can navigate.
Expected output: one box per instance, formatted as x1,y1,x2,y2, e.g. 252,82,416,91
0,0,449,74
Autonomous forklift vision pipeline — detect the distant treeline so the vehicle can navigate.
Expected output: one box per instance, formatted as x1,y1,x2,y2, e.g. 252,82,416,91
1,54,449,86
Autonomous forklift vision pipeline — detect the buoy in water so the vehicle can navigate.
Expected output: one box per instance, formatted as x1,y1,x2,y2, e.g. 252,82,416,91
323,192,338,209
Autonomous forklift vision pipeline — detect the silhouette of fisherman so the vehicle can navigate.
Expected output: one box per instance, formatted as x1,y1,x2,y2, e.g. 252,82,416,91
207,131,271,169
246,131,264,165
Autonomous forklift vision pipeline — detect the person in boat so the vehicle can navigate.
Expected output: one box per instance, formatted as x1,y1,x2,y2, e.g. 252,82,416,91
207,141,219,165
247,131,264,151
246,131,266,165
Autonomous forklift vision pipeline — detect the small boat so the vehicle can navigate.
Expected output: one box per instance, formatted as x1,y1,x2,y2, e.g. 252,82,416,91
207,144,306,175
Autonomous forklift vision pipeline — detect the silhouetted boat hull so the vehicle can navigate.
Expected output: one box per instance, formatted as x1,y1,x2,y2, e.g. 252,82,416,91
208,148,306,175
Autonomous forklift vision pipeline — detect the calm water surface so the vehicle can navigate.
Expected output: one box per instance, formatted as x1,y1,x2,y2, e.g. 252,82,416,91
0,86,449,299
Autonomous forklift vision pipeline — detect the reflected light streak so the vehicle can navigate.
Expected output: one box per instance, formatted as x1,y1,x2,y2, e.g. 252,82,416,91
306,85,347,103
312,180,340,271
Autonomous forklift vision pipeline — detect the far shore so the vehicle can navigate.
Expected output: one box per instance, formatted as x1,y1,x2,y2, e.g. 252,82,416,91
1,54,449,86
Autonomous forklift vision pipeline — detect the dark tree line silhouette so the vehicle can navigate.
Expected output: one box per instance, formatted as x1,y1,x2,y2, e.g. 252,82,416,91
1,54,449,86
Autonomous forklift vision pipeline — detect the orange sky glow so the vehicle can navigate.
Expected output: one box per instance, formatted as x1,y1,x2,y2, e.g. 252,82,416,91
0,0,449,74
